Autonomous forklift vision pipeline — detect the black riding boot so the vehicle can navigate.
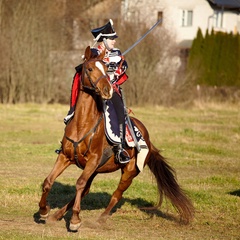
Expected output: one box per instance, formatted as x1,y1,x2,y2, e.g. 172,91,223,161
55,142,62,154
116,123,130,164
64,106,75,125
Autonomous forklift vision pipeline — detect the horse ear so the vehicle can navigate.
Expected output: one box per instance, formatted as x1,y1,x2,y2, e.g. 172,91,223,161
84,46,92,61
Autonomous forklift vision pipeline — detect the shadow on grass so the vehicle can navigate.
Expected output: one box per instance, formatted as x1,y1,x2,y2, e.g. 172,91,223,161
33,181,174,227
228,189,240,197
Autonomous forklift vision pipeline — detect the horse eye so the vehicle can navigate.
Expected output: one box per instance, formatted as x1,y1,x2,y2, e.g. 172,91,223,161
88,68,93,72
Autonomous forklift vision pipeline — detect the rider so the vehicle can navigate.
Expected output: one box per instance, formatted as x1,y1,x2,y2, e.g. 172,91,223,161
63,19,130,164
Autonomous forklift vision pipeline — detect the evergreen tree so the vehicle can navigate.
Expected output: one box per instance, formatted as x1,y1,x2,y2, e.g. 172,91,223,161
204,29,216,85
187,28,204,84
187,29,240,87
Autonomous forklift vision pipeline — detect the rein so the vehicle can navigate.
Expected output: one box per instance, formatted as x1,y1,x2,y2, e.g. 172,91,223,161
65,114,103,169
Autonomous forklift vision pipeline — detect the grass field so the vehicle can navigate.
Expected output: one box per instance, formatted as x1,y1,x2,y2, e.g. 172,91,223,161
0,103,239,240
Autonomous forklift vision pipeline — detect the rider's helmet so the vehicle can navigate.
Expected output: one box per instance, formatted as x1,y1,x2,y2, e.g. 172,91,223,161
91,19,118,42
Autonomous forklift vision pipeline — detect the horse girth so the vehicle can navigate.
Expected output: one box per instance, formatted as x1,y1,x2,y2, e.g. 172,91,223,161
65,114,103,169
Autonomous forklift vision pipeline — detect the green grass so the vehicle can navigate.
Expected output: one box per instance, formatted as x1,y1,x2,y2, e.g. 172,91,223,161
0,103,239,239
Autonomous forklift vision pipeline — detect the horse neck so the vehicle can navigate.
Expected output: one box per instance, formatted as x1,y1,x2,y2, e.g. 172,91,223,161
74,90,103,125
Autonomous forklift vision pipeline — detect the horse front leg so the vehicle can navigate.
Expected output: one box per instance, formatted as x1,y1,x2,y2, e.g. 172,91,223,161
98,160,139,223
38,153,71,220
69,164,98,231
48,172,97,222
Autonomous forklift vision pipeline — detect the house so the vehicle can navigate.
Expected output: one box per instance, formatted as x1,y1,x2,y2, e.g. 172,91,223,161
121,0,240,48
50,0,240,89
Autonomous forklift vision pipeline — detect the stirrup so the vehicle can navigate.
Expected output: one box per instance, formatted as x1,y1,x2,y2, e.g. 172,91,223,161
116,149,130,164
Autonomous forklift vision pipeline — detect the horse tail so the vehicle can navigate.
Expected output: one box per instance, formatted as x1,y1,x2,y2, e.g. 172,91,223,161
147,143,194,223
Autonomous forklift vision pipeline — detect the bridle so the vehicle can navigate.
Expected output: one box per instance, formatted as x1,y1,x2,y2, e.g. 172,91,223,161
81,59,109,92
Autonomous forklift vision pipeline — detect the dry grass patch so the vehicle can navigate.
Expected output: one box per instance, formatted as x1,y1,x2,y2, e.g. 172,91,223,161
0,103,239,239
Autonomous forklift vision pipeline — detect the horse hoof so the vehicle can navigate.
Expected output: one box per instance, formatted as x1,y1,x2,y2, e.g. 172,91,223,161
69,222,82,232
40,212,49,220
39,205,50,220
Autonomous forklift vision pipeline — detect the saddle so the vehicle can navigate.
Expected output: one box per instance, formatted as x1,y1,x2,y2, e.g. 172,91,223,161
103,100,148,171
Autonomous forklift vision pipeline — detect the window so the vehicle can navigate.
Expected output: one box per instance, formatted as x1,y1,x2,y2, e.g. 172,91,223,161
181,10,193,27
157,11,163,26
213,10,223,28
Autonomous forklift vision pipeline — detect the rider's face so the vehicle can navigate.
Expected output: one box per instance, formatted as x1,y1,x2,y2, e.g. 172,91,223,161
106,38,116,50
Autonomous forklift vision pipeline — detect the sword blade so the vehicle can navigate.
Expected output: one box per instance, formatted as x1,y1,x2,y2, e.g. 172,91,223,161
122,19,162,56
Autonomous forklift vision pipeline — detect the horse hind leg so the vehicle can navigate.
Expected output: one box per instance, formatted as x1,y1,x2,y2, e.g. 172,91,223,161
98,161,139,223
38,153,71,220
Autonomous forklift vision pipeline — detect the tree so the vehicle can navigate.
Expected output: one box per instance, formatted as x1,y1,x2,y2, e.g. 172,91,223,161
0,0,73,103
118,21,178,106
0,0,179,105
187,28,240,87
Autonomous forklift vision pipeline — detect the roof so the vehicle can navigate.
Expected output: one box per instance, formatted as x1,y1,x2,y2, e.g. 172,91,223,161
208,0,240,11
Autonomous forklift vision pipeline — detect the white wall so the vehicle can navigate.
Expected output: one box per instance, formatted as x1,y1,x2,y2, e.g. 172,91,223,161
122,0,240,44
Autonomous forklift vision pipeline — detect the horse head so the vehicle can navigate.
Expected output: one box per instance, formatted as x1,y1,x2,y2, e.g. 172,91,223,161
82,46,113,100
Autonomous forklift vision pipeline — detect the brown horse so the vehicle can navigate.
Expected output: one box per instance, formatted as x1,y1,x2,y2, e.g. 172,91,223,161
38,46,194,231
